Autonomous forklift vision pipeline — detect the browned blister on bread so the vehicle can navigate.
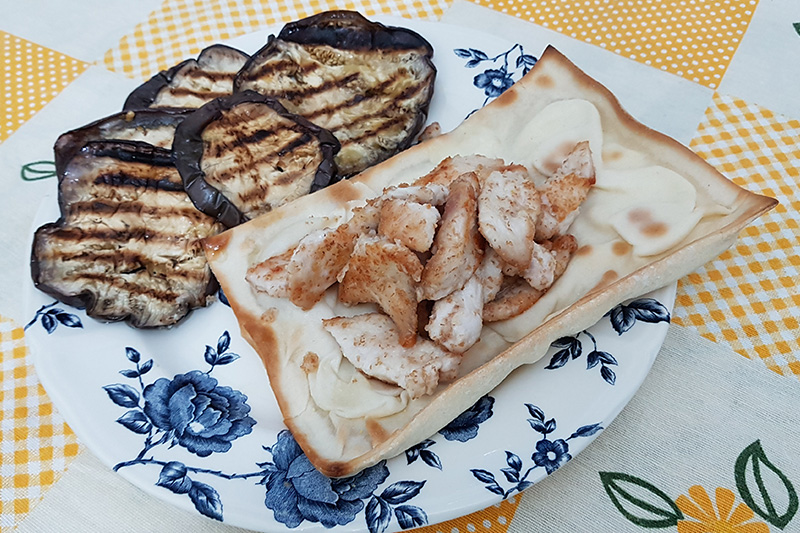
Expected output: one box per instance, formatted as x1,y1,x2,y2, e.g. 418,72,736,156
205,47,776,477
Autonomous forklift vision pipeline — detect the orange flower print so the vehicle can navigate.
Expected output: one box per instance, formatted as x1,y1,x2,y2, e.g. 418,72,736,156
675,486,769,533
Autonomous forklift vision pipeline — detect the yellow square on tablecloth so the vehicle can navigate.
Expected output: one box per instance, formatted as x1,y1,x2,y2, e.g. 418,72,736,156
0,316,81,531
674,93,800,379
0,31,88,143
102,0,450,81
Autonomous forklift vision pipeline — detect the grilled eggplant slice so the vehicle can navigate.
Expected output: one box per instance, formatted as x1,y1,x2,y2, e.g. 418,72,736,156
173,90,339,227
32,112,224,328
123,44,249,110
53,108,191,175
235,10,436,177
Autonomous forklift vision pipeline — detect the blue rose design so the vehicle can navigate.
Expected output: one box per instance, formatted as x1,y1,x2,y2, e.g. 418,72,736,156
262,430,389,528
474,68,514,98
440,395,494,442
143,370,255,457
531,438,572,474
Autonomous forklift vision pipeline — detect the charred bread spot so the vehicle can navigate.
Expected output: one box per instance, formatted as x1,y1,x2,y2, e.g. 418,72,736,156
612,240,633,256
365,417,390,445
301,352,320,373
534,73,555,88
173,91,340,228
494,86,518,107
590,269,619,293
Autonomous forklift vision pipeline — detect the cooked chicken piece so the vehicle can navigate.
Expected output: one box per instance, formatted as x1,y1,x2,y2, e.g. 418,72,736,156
426,275,483,353
483,234,578,322
520,242,558,291
543,233,579,279
414,155,506,187
427,247,506,353
536,141,596,241
381,183,449,206
417,121,442,142
378,198,440,252
338,234,423,347
418,172,484,301
501,232,579,291
483,277,544,322
477,168,541,270
248,204,379,310
245,247,294,298
322,313,461,399
476,247,505,303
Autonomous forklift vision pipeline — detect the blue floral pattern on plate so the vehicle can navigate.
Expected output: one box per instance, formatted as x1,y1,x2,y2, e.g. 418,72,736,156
24,21,678,532
102,332,490,529
545,298,671,385
455,43,537,113
471,404,602,498
25,301,82,333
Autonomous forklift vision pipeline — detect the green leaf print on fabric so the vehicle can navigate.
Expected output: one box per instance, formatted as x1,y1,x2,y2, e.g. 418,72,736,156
602,440,795,531
735,440,798,529
599,472,683,528
21,161,56,181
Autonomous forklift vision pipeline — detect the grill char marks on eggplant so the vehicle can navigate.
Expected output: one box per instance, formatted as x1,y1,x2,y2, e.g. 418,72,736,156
124,44,250,110
173,91,339,228
31,111,224,328
54,108,191,175
234,10,436,177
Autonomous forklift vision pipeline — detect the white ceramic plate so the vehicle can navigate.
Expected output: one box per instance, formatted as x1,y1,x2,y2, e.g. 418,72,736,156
25,18,676,533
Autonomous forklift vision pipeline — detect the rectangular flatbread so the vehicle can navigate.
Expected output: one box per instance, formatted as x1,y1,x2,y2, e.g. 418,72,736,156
204,46,776,477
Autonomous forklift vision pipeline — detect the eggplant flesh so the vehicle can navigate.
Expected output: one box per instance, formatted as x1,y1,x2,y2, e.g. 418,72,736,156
124,44,250,111
235,11,436,177
32,112,224,328
173,91,340,228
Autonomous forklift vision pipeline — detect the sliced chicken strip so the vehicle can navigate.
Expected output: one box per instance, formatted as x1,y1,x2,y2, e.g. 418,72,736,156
286,203,379,310
520,242,558,291
378,198,441,253
477,168,541,270
476,246,505,304
418,172,483,301
381,183,449,206
536,141,596,241
245,247,294,298
544,233,579,278
427,248,505,353
338,234,423,347
414,155,506,187
484,234,578,322
483,277,544,322
426,276,483,353
322,313,461,400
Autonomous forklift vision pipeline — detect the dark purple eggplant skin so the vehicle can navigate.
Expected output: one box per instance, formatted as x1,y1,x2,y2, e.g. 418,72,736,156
31,139,220,328
277,10,434,54
123,44,250,111
172,90,340,228
53,108,192,177
122,58,194,111
233,10,436,177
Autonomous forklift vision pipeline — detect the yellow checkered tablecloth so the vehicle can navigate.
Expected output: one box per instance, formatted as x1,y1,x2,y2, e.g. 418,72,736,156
2,0,798,531
0,317,79,530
